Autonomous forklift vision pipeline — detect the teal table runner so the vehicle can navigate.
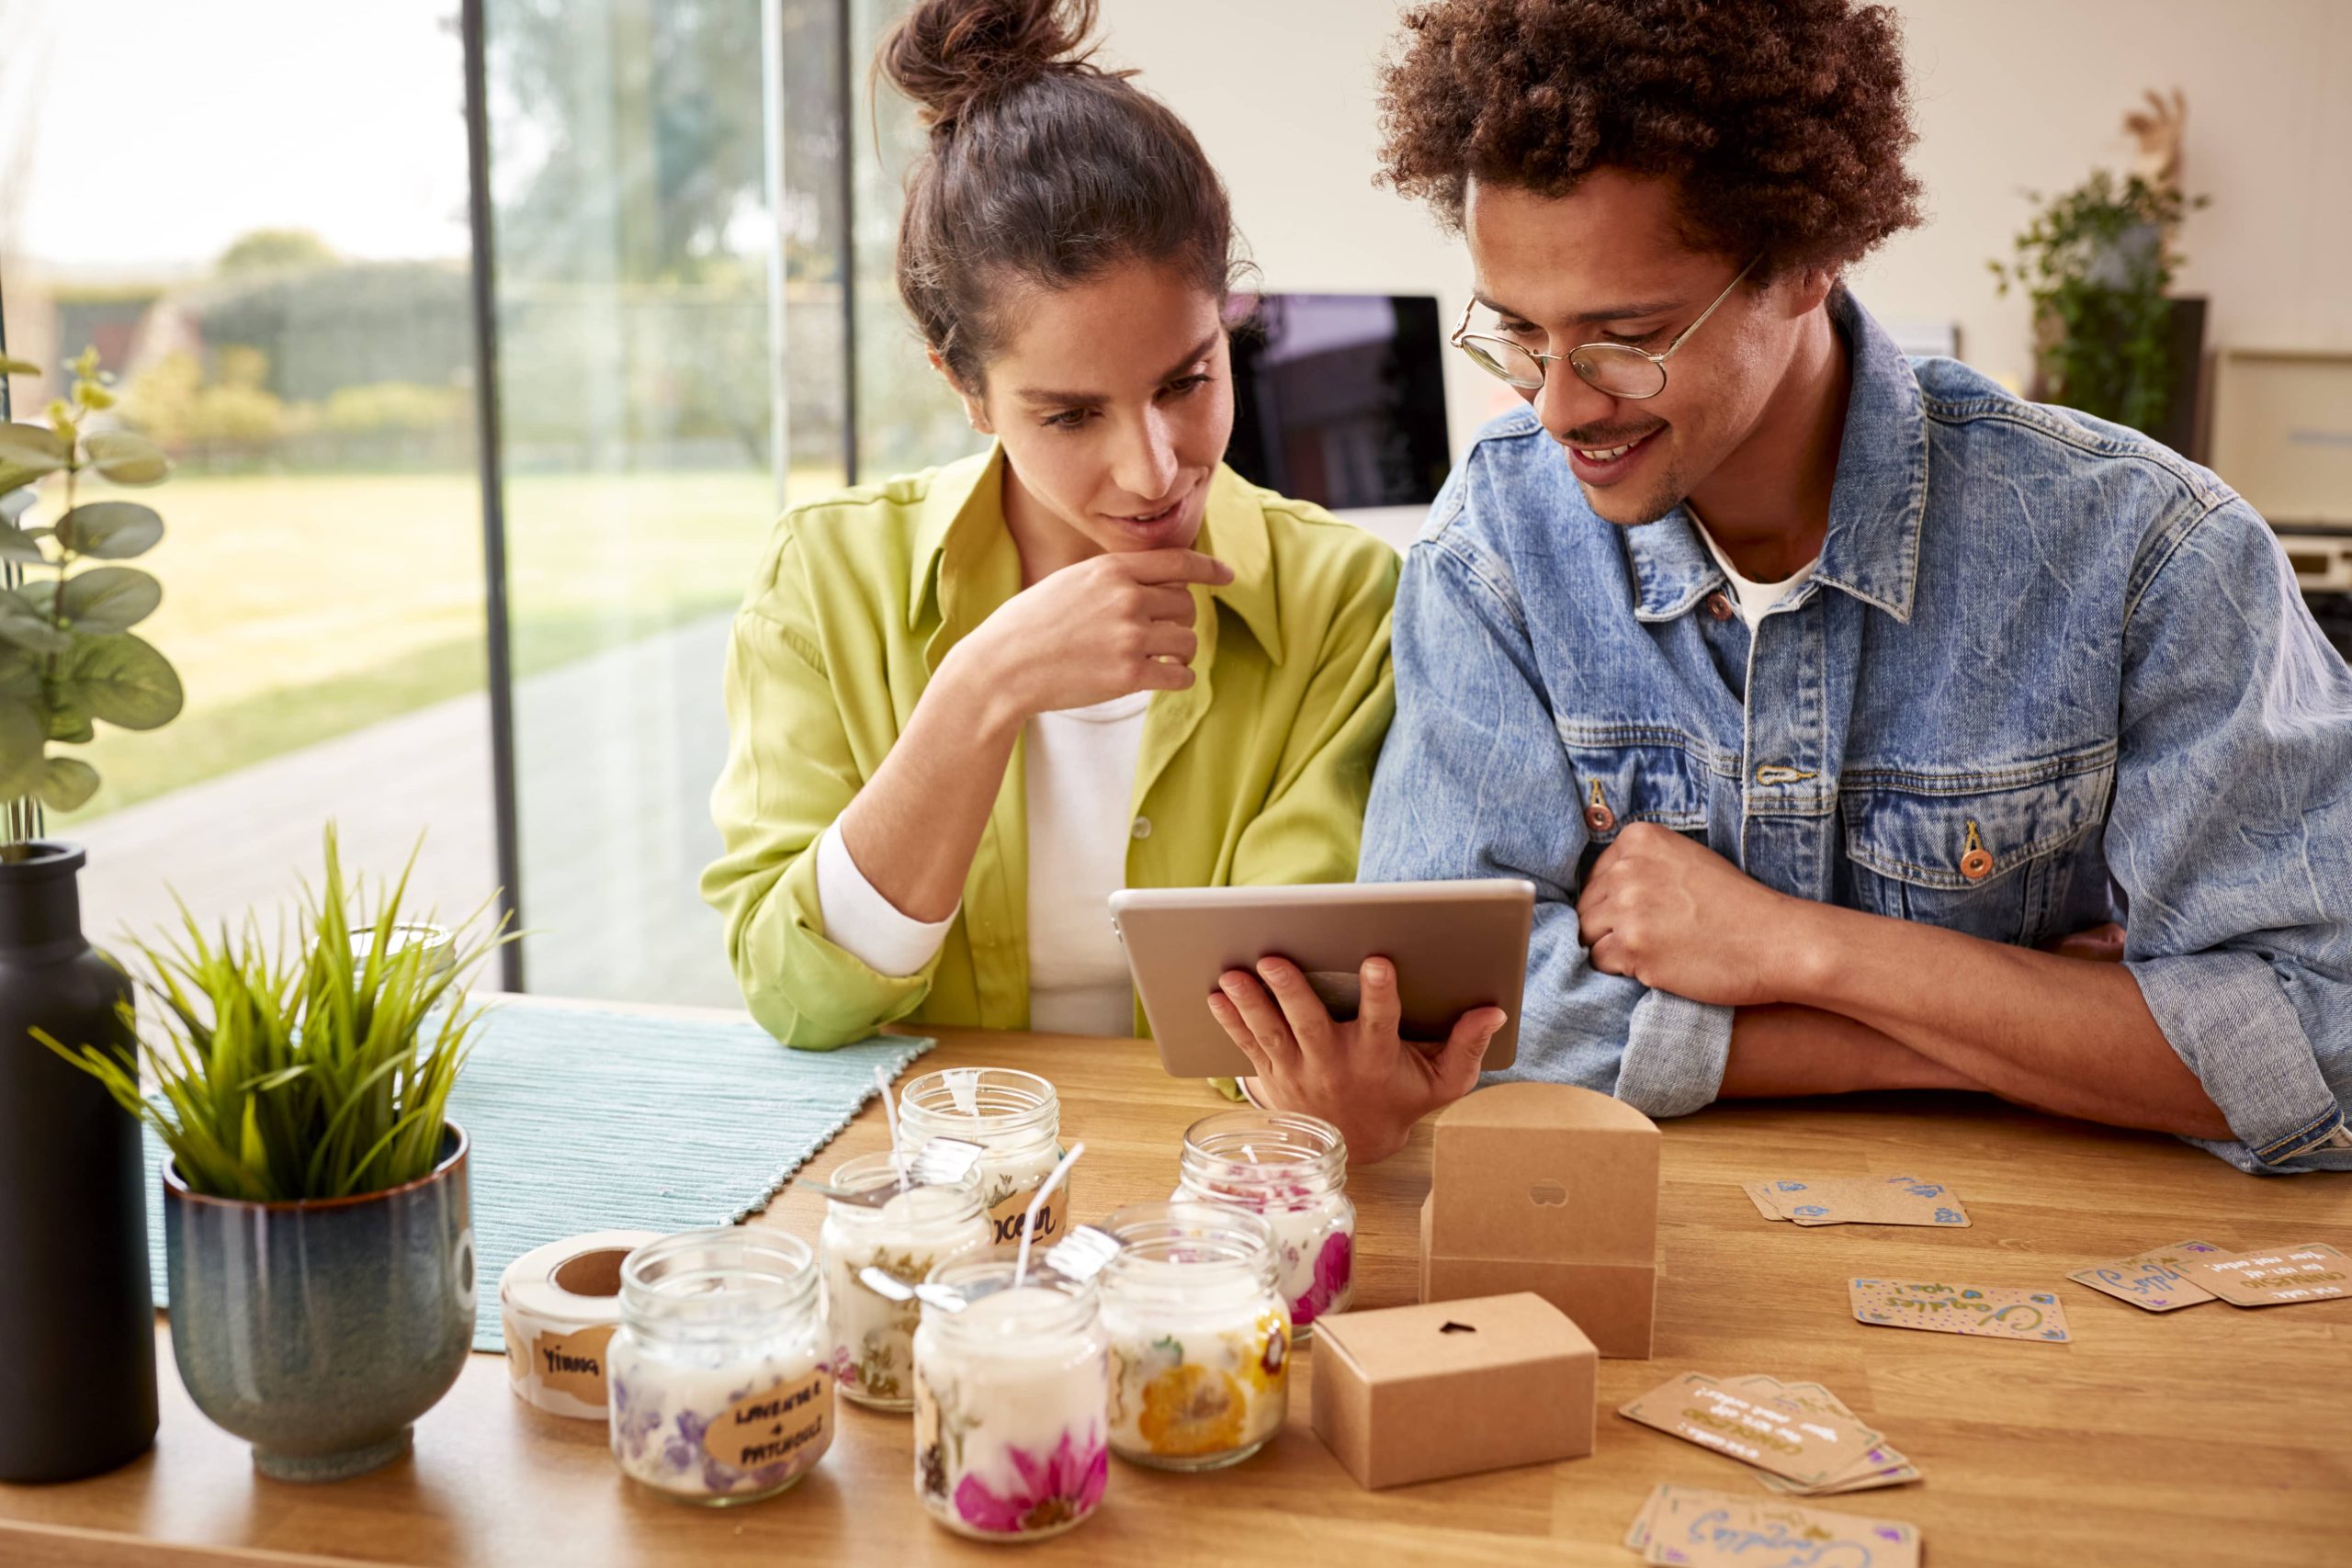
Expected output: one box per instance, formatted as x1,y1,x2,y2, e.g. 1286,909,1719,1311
143,1004,934,1351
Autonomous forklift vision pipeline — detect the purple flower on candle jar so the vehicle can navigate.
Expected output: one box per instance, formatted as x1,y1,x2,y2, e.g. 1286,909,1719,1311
953,1428,1108,1534
1291,1231,1353,1326
610,1374,662,1461
664,1407,711,1474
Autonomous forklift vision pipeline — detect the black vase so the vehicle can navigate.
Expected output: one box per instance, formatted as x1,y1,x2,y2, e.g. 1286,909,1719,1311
0,841,158,1482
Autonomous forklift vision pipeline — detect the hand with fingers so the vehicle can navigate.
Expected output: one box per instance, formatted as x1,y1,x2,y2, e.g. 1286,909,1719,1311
1204,955,1509,1166
946,547,1233,718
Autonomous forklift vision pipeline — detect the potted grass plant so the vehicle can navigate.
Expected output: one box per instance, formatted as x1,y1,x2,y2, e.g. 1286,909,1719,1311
44,826,513,1481
0,345,182,1482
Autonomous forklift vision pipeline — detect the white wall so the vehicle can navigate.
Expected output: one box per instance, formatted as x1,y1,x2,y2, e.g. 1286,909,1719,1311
1096,0,2352,450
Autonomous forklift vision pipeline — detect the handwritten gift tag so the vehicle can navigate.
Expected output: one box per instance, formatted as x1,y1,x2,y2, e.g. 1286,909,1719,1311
703,1370,832,1474
1618,1372,1884,1487
2176,1243,2350,1307
1726,1377,1921,1495
1849,1279,2072,1343
1624,1483,1923,1568
1744,1176,1970,1228
2067,1239,2227,1313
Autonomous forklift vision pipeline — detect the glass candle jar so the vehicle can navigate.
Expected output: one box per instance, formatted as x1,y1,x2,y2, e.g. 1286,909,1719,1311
899,1067,1069,1248
1098,1201,1288,1472
606,1228,832,1507
1174,1110,1354,1338
912,1247,1111,1542
820,1154,990,1412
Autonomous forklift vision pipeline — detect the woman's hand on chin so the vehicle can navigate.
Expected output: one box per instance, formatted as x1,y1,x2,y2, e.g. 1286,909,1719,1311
1205,955,1507,1166
943,547,1231,727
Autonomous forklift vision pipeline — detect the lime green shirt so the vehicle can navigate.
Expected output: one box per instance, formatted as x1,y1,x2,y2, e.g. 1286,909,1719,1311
702,444,1398,1049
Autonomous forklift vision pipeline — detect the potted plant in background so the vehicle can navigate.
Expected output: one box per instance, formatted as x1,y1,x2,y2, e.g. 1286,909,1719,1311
0,345,182,1482
1990,89,2211,449
44,826,512,1481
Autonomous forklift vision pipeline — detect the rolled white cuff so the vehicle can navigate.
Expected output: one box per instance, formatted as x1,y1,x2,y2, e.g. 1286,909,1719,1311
813,822,956,978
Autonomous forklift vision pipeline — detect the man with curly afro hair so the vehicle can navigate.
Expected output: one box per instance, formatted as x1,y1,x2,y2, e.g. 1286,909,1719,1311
1211,1,2352,1179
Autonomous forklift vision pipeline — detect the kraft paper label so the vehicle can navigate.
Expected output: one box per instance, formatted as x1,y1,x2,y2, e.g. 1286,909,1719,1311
530,1323,618,1405
989,1179,1070,1247
703,1370,832,1473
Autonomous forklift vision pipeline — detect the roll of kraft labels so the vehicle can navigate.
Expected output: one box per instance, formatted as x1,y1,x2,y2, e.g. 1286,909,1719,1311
500,1230,662,1419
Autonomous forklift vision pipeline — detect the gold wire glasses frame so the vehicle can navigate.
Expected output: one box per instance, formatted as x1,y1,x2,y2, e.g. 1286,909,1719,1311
1450,254,1763,400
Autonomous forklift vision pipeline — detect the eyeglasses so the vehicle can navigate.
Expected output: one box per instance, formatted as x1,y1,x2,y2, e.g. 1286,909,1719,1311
1450,255,1762,400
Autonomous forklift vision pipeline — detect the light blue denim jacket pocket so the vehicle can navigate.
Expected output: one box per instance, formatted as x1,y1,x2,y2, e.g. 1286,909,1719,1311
1363,289,2352,1175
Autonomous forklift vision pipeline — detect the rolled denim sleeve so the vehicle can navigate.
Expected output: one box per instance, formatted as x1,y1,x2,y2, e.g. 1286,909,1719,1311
2112,498,2352,1172
1360,519,1733,1115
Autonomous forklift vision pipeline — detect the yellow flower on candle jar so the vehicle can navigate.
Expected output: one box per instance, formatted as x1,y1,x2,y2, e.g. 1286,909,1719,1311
1240,1311,1288,1395
1138,1364,1246,1456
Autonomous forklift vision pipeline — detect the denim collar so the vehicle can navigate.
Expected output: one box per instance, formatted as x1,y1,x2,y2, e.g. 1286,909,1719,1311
1624,289,1927,625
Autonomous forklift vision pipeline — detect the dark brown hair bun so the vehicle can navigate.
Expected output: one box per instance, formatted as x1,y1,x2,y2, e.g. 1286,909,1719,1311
879,0,1238,389
881,0,1112,138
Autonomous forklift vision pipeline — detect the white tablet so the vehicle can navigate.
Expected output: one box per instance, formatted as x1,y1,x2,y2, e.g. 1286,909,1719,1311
1109,879,1536,1079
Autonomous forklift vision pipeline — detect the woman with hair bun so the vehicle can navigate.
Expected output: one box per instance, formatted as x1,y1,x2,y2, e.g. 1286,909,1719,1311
703,0,1404,1061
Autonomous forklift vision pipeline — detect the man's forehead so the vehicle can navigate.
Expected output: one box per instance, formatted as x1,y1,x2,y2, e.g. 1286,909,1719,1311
1464,174,1728,321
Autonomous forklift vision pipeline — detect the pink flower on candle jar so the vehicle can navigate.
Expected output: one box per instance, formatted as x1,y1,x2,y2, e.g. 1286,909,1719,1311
1291,1231,1353,1326
954,1428,1109,1534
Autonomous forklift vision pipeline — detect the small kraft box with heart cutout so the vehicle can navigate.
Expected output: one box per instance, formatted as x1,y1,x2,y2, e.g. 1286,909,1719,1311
1310,1292,1596,1489
1419,1082,1660,1358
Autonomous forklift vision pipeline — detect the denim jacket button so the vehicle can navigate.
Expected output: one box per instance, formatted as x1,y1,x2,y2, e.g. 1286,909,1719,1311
1584,804,1617,833
1705,592,1736,622
1960,847,1995,881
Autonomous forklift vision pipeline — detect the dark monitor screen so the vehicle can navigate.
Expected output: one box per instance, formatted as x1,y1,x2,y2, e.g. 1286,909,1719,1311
1223,293,1451,511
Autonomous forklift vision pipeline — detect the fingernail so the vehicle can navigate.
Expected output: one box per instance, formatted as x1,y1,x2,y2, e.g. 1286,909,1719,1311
1365,959,1391,984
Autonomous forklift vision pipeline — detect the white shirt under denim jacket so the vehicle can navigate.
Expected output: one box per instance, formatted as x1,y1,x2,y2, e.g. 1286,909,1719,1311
1361,288,2352,1175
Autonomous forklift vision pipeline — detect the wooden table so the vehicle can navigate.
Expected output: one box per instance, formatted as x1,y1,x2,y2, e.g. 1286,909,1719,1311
5,1010,2349,1566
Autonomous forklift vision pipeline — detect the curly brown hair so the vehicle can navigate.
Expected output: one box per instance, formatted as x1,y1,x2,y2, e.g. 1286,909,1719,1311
1377,0,1924,278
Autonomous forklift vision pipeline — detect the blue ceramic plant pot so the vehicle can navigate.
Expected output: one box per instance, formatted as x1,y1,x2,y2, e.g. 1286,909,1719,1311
164,1123,475,1482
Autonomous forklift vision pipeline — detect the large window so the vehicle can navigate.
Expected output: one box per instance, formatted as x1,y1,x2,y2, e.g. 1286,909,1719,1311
1,2,495,952
0,0,917,1003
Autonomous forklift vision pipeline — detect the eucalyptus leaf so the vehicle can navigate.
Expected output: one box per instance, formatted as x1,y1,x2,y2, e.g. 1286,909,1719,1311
0,697,42,797
62,631,183,729
35,756,99,813
82,431,170,487
0,423,69,494
56,501,163,560
45,690,95,744
0,648,39,701
57,566,161,631
0,592,70,655
0,520,43,566
0,489,34,525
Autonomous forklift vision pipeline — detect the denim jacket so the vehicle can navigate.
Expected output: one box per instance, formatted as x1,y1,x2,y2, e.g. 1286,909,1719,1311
1362,289,2352,1174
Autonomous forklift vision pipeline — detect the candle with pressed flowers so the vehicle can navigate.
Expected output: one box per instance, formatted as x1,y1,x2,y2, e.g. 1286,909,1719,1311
1172,1110,1354,1338
1097,1201,1288,1471
911,1250,1111,1542
819,1154,990,1411
605,1229,833,1506
899,1067,1069,1247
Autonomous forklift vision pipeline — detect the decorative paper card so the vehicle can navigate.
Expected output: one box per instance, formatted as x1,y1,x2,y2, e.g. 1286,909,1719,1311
1849,1279,2071,1343
1625,1483,1923,1568
1768,1175,1970,1228
1618,1372,1883,1487
2176,1244,2350,1307
1741,1182,1786,1220
2067,1239,2226,1313
1727,1377,1921,1495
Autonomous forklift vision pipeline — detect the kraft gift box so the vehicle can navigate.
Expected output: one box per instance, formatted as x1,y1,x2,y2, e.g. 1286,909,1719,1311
1309,1292,1597,1490
1418,1081,1660,1359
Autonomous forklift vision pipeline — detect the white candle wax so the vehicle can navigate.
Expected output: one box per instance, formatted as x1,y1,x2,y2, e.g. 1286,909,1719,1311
822,1183,991,1411
607,1336,831,1505
1101,1260,1287,1469
913,1284,1110,1540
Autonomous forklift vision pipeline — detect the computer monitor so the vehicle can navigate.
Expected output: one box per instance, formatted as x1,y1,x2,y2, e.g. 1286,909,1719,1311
1223,293,1451,513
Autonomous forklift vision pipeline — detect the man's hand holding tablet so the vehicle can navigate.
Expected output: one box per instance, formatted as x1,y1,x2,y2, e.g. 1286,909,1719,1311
1206,956,1508,1164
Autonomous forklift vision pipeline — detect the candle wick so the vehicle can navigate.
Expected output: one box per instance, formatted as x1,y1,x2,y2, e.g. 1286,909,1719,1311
876,1066,906,1185
1013,1142,1086,1289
